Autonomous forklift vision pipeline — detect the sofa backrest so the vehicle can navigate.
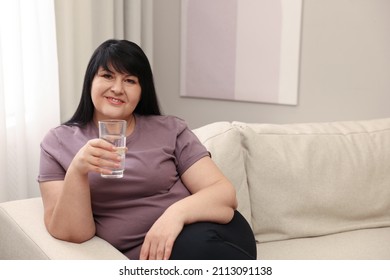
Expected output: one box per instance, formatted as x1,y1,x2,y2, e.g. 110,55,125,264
192,122,252,225
193,118,390,243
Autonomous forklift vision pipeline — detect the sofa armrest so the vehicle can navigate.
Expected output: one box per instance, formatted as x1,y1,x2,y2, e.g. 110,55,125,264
0,197,128,260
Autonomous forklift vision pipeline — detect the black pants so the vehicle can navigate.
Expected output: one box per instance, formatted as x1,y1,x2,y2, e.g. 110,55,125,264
170,210,257,260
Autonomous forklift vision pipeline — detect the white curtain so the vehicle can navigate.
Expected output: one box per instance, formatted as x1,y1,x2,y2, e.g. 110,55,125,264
0,0,60,202
54,0,154,122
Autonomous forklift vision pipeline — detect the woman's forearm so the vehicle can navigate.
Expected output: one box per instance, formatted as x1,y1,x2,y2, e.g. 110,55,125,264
45,165,96,243
42,139,121,243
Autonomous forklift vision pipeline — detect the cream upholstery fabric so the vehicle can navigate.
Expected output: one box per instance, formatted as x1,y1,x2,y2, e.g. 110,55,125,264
192,122,252,225
257,227,390,260
0,198,128,260
235,118,390,243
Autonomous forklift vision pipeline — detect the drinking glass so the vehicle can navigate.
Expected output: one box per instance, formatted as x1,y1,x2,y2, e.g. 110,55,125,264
98,120,127,178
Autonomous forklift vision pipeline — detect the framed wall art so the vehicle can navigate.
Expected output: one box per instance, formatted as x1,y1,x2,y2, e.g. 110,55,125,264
180,0,302,105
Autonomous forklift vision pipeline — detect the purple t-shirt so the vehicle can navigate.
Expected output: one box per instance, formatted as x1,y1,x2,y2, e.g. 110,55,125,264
38,115,209,259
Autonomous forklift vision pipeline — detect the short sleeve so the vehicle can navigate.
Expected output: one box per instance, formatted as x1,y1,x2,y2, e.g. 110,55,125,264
174,119,210,175
37,129,66,182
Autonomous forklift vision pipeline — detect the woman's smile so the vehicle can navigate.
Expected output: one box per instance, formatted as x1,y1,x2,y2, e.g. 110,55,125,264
105,96,125,105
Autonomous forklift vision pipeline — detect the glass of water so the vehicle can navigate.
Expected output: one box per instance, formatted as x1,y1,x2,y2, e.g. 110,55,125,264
98,120,127,178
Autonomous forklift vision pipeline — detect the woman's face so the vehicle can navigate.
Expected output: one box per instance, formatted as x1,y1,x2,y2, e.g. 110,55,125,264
91,66,141,123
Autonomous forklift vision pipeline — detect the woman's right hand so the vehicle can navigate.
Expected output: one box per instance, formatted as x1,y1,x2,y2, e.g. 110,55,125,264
71,138,123,176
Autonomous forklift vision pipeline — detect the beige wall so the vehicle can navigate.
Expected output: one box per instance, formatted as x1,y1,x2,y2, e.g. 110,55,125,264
153,0,390,129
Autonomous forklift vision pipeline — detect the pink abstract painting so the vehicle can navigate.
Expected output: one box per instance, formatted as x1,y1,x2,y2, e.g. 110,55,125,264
180,0,302,105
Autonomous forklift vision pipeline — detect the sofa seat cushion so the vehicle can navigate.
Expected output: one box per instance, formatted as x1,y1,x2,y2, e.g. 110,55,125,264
193,122,252,225
235,118,390,243
257,226,390,260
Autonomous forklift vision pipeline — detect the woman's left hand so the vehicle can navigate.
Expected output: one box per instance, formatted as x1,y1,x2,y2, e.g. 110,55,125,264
139,209,184,260
139,156,237,260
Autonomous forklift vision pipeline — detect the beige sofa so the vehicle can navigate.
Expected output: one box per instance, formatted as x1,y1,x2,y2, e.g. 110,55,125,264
1,118,390,259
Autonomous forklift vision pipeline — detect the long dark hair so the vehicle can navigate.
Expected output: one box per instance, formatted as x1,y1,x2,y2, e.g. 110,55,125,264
64,39,161,126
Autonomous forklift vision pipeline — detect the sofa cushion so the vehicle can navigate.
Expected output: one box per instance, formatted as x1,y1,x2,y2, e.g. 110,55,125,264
235,118,390,243
257,227,390,260
192,122,252,225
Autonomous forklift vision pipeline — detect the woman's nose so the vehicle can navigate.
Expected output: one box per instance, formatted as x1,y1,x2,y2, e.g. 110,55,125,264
110,79,123,94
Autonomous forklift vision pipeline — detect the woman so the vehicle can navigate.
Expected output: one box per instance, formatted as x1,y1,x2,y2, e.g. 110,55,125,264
38,39,256,260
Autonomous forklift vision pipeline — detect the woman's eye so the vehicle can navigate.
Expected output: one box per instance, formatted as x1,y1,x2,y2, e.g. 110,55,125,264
125,78,137,84
102,73,113,79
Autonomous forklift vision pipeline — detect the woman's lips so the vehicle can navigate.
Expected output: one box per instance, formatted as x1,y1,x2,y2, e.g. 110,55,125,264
106,97,125,105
